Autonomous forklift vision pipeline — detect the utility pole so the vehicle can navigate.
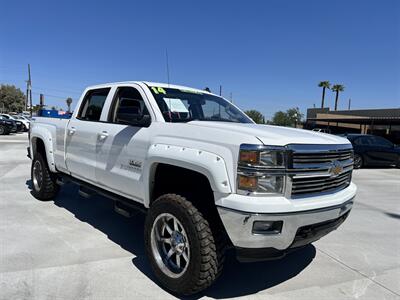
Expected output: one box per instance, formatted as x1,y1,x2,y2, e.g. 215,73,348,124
26,64,32,117
219,85,222,96
229,92,233,103
348,98,351,110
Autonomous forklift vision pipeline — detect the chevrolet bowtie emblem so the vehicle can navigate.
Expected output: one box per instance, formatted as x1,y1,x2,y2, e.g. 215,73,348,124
330,160,343,176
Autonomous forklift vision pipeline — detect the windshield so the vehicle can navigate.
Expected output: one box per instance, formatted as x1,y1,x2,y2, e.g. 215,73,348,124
148,86,253,123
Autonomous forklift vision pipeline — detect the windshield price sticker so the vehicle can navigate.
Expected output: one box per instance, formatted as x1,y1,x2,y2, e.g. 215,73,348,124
164,98,189,113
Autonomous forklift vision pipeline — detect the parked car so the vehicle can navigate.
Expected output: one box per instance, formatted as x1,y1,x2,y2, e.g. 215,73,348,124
29,81,357,295
345,134,400,168
312,128,331,134
0,114,25,132
0,115,16,135
12,115,31,130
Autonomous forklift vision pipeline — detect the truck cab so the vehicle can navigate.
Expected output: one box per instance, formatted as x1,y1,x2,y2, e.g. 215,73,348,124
29,81,356,295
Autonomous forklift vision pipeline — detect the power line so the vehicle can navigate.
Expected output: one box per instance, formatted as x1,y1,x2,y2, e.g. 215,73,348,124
32,91,76,100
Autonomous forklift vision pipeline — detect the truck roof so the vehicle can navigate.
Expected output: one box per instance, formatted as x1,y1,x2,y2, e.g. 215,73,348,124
85,81,214,96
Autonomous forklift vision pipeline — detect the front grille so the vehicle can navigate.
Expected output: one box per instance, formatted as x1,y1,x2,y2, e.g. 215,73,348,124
291,170,352,195
288,145,353,197
292,149,353,165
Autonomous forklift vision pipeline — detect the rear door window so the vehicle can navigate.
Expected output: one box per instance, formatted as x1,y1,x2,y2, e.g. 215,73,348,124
78,88,110,121
370,136,393,147
354,137,372,146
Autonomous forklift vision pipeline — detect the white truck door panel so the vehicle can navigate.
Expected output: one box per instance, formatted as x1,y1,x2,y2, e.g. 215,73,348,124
95,85,152,202
96,124,150,201
65,88,111,183
65,119,102,183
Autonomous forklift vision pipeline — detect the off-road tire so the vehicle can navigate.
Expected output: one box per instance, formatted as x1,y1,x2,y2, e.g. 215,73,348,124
144,194,224,295
31,152,59,200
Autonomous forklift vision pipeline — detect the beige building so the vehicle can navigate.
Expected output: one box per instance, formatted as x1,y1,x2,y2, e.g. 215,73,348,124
306,108,400,143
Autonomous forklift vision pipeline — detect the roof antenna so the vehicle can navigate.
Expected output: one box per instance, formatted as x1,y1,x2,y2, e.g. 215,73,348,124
166,48,170,87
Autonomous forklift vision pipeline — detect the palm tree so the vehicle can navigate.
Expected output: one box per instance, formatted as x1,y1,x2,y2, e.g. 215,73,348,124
331,84,345,111
318,81,330,108
66,97,73,113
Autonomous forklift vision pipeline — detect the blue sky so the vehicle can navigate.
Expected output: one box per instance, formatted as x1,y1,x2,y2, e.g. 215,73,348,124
1,0,399,119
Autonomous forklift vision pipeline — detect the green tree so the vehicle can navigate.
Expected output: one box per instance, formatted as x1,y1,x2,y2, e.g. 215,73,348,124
331,84,345,111
272,107,303,127
286,107,303,127
66,97,73,112
318,81,330,108
244,109,264,124
0,84,26,113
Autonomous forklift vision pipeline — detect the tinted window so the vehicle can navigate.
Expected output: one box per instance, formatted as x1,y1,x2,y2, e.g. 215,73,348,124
354,137,372,146
109,87,150,124
370,136,393,147
78,88,110,121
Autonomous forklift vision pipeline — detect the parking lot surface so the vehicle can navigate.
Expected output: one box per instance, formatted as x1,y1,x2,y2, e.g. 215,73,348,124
0,133,399,299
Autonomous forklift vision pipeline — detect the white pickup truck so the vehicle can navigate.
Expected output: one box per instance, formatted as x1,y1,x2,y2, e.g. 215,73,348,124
29,81,356,295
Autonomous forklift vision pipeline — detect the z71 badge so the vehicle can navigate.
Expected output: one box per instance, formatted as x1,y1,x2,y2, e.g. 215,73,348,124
120,160,142,172
129,160,142,169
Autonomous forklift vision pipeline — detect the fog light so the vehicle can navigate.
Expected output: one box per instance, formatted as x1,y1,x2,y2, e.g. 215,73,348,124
252,221,283,234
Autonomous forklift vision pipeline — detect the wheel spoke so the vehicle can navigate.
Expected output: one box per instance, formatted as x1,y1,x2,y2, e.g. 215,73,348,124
160,237,172,244
182,251,189,262
164,223,173,234
173,218,179,231
176,254,181,268
167,248,174,260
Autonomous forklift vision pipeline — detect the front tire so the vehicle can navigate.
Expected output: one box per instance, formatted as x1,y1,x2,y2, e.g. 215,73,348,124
144,194,223,295
0,125,6,135
31,152,59,200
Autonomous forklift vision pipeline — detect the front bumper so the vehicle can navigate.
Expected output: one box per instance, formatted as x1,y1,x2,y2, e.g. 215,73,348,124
217,197,353,260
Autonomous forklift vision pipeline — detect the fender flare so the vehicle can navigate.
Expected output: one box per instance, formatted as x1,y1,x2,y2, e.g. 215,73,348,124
30,126,57,173
143,143,232,207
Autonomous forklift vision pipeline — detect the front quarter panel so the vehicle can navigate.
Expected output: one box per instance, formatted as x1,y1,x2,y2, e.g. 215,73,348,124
144,143,232,207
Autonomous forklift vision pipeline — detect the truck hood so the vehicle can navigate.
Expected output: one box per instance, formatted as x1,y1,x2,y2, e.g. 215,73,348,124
188,121,350,146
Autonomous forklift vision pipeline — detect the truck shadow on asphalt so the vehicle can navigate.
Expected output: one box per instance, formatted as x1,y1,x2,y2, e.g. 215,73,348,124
26,180,316,299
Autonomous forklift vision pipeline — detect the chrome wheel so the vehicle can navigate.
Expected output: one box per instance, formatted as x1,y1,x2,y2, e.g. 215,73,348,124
150,213,190,278
32,160,43,191
354,154,362,169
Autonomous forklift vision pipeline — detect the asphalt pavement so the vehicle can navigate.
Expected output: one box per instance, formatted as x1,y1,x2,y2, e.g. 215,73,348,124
0,132,399,299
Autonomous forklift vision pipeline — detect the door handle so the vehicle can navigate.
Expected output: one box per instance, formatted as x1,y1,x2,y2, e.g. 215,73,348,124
98,131,108,140
68,127,76,135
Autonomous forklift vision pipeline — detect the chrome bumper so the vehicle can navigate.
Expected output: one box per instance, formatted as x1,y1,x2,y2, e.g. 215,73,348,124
217,198,353,250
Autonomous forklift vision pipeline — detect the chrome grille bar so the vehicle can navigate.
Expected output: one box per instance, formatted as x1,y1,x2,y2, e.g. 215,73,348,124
288,144,354,198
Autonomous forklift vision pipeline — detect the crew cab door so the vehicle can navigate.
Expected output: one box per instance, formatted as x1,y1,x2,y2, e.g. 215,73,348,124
95,85,152,202
65,88,111,183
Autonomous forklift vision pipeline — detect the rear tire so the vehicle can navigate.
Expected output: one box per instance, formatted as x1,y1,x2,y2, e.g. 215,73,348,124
0,125,5,135
144,194,224,295
31,152,59,200
354,154,363,169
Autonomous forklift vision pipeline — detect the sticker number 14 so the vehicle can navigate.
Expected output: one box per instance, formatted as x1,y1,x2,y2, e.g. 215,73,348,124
151,87,166,94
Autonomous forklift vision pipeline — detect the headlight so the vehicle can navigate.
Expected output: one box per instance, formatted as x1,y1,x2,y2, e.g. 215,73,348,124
239,147,285,168
238,174,285,193
237,144,287,195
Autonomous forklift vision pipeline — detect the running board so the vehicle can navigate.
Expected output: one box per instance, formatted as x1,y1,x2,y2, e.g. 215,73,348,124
114,201,133,218
79,186,94,198
58,173,147,214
